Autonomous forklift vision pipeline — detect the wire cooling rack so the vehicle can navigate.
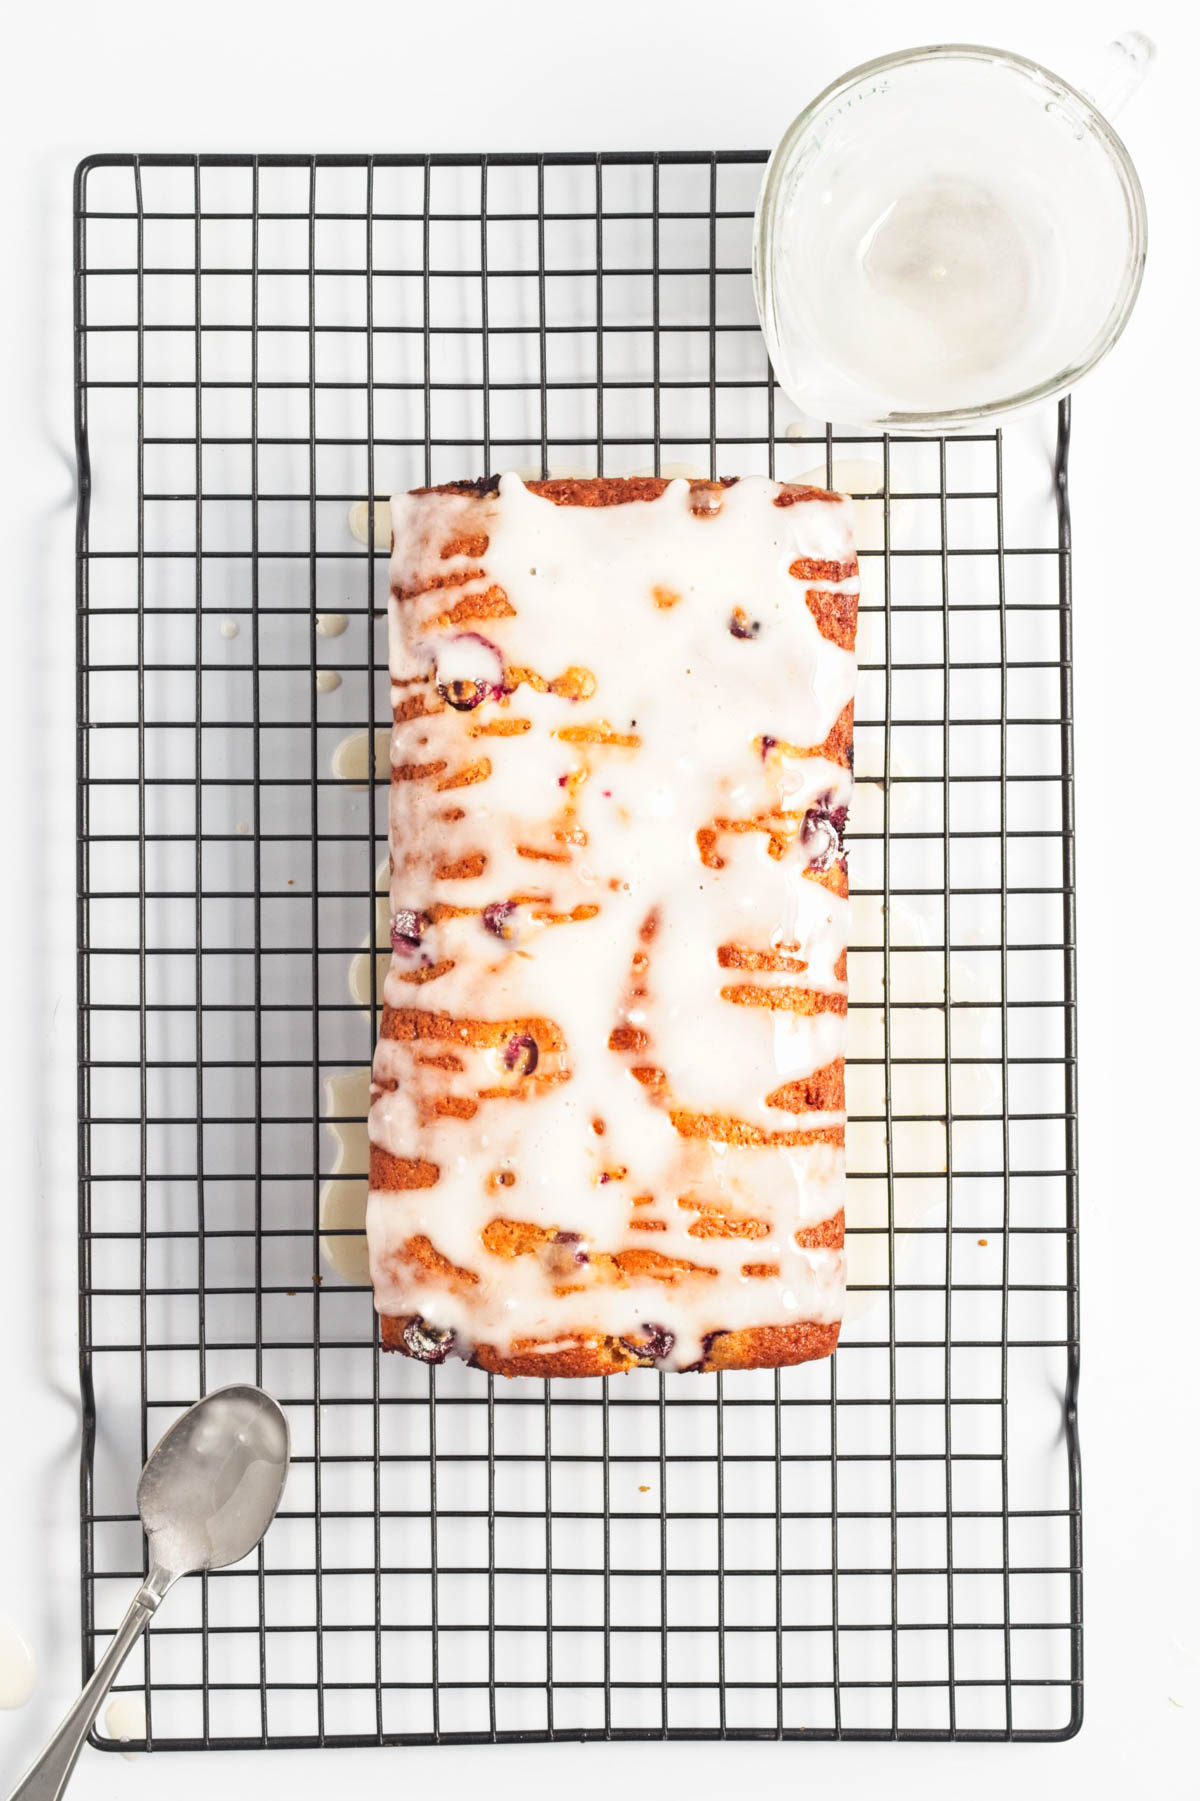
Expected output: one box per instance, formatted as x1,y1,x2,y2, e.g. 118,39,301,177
73,150,1081,1748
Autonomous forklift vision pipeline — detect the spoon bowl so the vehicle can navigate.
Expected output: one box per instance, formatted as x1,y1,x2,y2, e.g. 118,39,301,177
138,1384,291,1585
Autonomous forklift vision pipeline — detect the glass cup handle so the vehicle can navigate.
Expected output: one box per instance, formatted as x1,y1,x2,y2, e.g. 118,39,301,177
1075,30,1156,122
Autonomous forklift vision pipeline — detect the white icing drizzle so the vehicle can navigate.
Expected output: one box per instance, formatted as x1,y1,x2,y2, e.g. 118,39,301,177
368,475,857,1371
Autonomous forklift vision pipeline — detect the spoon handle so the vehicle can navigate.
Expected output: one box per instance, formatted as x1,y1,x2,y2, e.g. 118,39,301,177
6,1588,159,1801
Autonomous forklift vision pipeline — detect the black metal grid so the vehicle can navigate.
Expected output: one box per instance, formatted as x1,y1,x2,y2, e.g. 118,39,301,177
73,150,1081,1748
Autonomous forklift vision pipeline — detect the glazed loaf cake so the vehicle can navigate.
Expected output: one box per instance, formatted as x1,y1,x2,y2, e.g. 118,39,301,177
368,474,858,1376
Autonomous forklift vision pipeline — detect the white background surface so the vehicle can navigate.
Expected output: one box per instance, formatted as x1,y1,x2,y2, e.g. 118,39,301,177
1,0,1197,1796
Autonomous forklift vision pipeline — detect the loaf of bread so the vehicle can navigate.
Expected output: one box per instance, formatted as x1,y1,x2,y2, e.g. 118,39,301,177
368,474,857,1376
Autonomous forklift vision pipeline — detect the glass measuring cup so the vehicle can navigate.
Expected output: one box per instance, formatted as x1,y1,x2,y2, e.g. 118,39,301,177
753,36,1152,430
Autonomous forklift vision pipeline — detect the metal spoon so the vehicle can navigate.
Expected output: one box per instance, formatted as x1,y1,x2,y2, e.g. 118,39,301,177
7,1384,290,1801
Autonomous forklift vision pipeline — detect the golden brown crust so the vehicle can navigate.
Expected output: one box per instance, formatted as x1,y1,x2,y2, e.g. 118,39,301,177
789,555,859,582
380,1311,841,1376
378,1004,567,1051
412,476,727,507
795,1208,845,1252
804,587,858,653
817,700,855,771
773,484,845,508
765,1061,845,1114
409,476,846,510
668,1109,844,1149
701,1319,841,1370
370,1147,439,1191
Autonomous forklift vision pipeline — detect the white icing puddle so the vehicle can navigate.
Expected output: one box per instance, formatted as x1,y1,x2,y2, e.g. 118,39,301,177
788,453,918,556
315,669,342,694
843,880,1002,1320
102,1691,146,1757
322,482,400,1289
347,499,393,548
347,857,390,1016
320,1069,373,1286
0,1619,35,1710
318,709,388,1283
331,726,390,791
